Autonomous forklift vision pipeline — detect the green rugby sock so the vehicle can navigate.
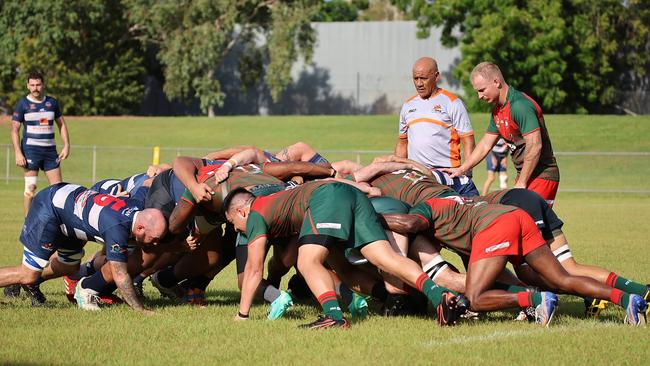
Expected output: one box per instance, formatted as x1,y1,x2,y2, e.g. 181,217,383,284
317,291,343,321
606,273,647,297
415,273,456,306
493,282,529,293
609,289,631,308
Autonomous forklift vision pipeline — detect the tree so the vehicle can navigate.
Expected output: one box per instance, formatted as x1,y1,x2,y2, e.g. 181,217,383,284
0,0,145,115
125,0,320,116
393,0,650,113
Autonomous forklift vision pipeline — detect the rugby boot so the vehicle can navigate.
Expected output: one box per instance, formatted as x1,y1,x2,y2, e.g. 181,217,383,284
63,276,78,304
150,271,184,301
267,291,293,320
624,294,647,326
98,293,124,306
3,284,21,298
22,284,46,307
74,281,101,311
348,292,369,320
534,292,558,327
381,294,412,317
584,296,609,318
299,315,350,329
436,291,463,326
515,306,536,322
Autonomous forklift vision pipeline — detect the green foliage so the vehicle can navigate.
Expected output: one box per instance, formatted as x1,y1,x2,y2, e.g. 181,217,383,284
0,0,145,115
394,0,650,113
125,0,319,115
313,0,361,22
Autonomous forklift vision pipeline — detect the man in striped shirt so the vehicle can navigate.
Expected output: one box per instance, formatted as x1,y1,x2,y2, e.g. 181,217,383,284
11,71,71,215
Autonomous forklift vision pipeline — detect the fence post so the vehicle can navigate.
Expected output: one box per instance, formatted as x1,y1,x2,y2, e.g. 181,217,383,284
356,153,361,165
5,145,9,184
152,146,160,165
92,145,97,183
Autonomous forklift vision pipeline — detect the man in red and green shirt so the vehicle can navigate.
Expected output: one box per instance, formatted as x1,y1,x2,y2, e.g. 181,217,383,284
445,62,560,207
382,198,647,326
224,181,467,328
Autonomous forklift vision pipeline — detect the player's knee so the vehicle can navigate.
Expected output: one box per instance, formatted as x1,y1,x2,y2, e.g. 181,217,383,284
422,254,450,282
24,176,38,197
552,244,574,264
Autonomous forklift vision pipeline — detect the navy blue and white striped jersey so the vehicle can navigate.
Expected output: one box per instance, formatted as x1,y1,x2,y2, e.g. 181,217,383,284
12,96,62,148
51,184,144,262
91,173,149,196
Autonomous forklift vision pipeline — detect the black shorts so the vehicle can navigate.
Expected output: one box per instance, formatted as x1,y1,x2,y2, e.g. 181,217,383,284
500,189,563,240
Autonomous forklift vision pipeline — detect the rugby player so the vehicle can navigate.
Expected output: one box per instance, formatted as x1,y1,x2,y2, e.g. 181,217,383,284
383,198,648,326
0,183,166,313
224,181,465,328
11,71,71,216
444,62,560,206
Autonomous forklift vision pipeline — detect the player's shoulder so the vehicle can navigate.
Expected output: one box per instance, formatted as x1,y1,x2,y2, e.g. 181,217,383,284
13,97,29,110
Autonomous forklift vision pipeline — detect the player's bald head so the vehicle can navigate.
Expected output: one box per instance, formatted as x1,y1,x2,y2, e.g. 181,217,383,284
413,57,438,75
470,62,505,84
136,208,168,243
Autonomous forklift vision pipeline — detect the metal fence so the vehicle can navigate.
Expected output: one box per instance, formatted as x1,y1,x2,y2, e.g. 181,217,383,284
1,144,649,193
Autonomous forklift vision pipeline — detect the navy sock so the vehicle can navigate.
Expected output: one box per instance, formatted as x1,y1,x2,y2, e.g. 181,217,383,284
133,274,146,287
68,259,96,281
81,271,108,293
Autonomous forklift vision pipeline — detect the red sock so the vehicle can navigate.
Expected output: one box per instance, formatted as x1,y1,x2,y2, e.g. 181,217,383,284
517,292,532,308
415,273,428,292
609,288,624,305
606,272,618,288
317,291,337,305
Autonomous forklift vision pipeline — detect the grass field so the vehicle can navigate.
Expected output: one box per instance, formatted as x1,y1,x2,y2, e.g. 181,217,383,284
0,115,649,365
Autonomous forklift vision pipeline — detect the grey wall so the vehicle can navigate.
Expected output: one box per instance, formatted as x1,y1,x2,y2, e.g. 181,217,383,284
139,21,462,115
284,21,462,114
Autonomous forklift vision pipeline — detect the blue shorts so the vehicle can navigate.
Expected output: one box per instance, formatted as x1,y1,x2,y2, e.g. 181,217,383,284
22,145,60,172
20,185,85,271
431,170,479,197
486,152,507,173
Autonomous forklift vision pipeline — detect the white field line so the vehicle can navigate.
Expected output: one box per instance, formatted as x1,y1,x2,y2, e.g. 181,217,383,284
422,322,617,347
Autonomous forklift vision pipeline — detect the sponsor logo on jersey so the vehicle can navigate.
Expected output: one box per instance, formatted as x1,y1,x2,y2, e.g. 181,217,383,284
407,108,417,113
39,118,49,125
41,243,54,250
122,207,137,217
316,223,341,229
30,104,36,109
485,241,510,253
111,243,127,254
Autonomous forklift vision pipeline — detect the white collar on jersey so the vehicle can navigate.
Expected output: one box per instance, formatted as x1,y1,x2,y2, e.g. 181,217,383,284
26,94,46,104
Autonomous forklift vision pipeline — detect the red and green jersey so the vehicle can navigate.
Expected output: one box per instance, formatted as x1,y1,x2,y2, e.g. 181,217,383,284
487,86,559,182
244,180,331,243
369,169,457,206
474,189,509,205
409,197,516,255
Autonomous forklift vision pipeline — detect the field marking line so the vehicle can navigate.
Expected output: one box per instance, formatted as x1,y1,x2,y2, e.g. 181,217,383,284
422,322,616,347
